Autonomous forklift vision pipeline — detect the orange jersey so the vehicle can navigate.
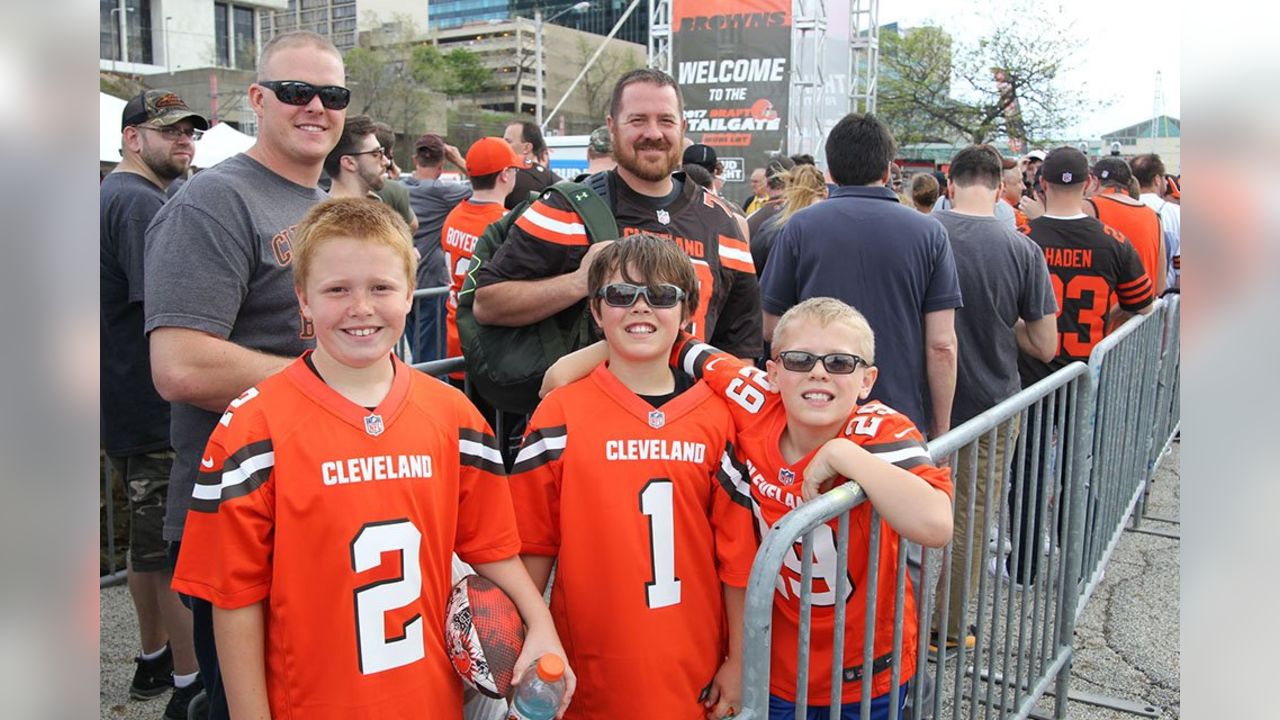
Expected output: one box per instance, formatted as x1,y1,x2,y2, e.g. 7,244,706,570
441,199,507,378
1002,196,1031,235
674,337,953,703
1090,190,1163,290
172,354,520,720
509,365,756,720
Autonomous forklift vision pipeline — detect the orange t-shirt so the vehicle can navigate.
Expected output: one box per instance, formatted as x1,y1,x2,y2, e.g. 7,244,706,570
1090,190,1163,292
441,199,507,378
173,355,519,719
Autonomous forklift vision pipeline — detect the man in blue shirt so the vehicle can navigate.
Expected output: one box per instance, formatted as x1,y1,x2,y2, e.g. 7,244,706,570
759,113,962,437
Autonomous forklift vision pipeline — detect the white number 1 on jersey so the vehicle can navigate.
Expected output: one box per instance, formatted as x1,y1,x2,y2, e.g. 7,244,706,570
640,479,681,609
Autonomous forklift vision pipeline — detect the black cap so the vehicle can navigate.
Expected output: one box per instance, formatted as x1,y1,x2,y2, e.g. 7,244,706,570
682,143,717,173
1092,156,1132,187
1041,146,1089,185
122,90,209,132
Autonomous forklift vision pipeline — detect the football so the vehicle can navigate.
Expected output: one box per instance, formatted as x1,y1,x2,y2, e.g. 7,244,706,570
444,574,526,699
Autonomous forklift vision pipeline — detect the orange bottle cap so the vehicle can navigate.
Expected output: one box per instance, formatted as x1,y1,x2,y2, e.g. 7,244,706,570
536,654,565,682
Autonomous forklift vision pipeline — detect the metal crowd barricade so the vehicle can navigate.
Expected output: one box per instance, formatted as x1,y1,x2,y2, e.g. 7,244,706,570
737,296,1180,720
738,365,1094,720
1136,294,1181,524
1076,298,1171,609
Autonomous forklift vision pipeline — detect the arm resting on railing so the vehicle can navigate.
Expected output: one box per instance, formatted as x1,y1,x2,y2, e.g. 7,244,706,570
803,438,953,547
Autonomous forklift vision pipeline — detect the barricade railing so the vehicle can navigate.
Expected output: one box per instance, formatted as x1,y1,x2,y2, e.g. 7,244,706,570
739,296,1179,719
1137,294,1181,524
1077,297,1177,611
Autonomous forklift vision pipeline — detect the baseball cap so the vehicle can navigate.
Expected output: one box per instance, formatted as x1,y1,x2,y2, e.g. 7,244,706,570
414,133,446,158
1092,156,1132,186
1023,149,1046,163
682,143,717,173
466,137,522,176
122,90,209,132
1041,146,1088,185
588,126,612,154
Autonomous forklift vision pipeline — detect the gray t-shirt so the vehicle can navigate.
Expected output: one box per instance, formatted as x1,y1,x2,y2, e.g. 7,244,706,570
403,176,471,288
144,152,325,541
934,210,1057,426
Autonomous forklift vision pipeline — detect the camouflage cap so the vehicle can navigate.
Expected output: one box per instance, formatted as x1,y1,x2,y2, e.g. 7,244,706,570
122,89,209,132
588,125,612,154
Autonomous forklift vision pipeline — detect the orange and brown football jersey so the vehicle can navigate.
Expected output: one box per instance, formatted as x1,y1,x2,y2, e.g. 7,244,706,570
509,365,755,720
674,338,953,704
1090,189,1163,292
441,199,507,379
172,354,519,719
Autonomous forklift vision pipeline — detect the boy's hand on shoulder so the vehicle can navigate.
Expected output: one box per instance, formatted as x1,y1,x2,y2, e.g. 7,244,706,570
540,340,609,397
702,655,741,720
513,622,576,718
802,438,862,502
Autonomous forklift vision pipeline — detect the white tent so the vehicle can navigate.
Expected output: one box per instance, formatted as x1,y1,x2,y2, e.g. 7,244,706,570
193,122,255,168
101,92,127,163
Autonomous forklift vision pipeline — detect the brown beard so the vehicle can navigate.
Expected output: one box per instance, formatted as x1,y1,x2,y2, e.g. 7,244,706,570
616,139,679,183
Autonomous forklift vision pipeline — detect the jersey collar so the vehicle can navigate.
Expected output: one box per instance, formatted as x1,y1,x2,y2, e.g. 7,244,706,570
285,352,414,435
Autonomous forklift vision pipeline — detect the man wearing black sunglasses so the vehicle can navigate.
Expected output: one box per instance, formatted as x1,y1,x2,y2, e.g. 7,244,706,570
144,30,345,720
324,114,389,200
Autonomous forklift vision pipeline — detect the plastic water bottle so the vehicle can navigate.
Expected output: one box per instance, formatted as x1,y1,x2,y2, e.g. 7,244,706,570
507,655,566,720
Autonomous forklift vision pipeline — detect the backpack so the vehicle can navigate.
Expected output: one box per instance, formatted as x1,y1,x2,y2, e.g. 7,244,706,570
455,174,618,414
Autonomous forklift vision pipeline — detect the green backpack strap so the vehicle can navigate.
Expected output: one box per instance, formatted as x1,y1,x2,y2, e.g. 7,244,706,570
542,180,620,242
534,181,620,356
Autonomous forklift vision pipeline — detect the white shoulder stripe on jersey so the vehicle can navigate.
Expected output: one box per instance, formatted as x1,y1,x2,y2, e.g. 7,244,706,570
718,245,754,266
869,446,930,465
459,438,504,466
513,432,568,466
682,341,715,379
192,451,275,501
521,206,586,237
719,450,750,496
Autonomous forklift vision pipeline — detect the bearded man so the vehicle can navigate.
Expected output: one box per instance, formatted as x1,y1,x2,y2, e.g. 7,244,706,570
472,68,762,360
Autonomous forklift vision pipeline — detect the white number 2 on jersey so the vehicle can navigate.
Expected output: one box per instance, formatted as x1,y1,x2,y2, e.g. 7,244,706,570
351,520,424,675
640,480,681,609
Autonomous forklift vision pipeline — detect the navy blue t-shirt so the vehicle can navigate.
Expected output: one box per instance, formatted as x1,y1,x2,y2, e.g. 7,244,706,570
759,185,963,433
101,172,171,455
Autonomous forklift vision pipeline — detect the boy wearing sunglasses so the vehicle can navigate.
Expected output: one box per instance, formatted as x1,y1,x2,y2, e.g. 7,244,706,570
509,234,755,720
545,297,953,720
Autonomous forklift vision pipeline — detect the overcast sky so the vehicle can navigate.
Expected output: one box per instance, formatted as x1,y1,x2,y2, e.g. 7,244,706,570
880,0,1181,139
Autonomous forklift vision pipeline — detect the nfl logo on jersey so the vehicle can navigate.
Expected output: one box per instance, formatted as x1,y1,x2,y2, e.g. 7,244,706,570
363,413,385,437
648,410,666,429
779,468,795,484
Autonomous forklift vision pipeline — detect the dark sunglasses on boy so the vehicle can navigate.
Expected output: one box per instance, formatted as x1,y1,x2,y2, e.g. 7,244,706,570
257,80,352,110
774,350,869,375
596,283,685,309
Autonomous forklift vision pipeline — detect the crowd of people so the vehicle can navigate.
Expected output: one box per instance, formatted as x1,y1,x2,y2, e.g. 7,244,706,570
101,28,1181,720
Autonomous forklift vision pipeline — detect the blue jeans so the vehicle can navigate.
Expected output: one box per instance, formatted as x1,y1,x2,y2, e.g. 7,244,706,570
768,684,908,720
409,294,446,363
170,542,229,720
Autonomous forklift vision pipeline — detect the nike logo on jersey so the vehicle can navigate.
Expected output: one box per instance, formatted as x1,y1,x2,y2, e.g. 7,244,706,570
894,427,915,439
201,456,215,469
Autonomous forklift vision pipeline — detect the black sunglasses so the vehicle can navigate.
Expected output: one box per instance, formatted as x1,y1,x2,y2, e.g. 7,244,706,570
597,283,685,309
258,80,351,110
775,351,869,375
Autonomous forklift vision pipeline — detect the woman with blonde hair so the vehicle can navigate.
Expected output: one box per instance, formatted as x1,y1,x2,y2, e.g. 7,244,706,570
775,164,829,225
